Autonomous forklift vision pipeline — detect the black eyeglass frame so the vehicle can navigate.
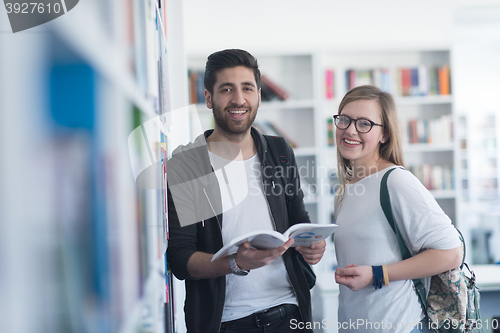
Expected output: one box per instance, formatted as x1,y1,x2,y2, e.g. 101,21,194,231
333,114,384,133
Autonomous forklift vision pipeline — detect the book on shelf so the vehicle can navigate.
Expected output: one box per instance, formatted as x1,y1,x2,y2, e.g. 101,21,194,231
346,70,355,90
211,223,338,261
188,69,205,104
325,69,335,99
409,67,419,96
261,74,290,101
418,65,430,96
406,115,453,144
429,67,439,95
409,164,454,191
253,120,299,148
346,69,374,91
346,68,394,93
372,68,392,93
260,80,281,101
326,118,335,147
188,70,198,104
400,68,412,96
439,64,450,95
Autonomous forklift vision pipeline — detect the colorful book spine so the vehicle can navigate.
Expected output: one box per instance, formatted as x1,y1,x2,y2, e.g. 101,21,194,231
439,64,451,95
325,69,334,99
409,165,454,191
327,118,335,147
406,115,453,144
260,75,290,100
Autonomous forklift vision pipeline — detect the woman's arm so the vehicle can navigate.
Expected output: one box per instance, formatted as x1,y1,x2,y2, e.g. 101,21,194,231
335,246,462,291
386,246,462,281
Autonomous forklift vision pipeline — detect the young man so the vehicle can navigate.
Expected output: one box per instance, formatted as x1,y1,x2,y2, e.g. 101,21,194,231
167,49,326,333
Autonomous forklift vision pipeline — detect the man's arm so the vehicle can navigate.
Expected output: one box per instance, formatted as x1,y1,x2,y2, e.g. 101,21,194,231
186,239,295,279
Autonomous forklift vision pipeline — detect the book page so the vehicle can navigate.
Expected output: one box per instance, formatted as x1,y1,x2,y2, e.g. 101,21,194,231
211,230,286,261
285,223,338,247
211,224,338,261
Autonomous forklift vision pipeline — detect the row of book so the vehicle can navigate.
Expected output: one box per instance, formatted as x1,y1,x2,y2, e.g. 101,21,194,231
345,64,451,97
405,115,453,145
188,70,290,104
91,1,175,331
123,0,170,115
326,116,453,147
324,164,453,195
408,164,454,191
48,62,171,333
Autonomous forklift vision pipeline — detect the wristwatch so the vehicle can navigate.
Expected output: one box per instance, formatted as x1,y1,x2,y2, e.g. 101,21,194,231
229,253,250,276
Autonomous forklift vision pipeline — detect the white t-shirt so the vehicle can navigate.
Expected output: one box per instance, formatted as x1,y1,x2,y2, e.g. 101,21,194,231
333,166,460,333
208,152,297,322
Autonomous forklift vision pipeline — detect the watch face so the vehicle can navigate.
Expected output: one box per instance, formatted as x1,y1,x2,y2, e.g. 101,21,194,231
233,270,249,276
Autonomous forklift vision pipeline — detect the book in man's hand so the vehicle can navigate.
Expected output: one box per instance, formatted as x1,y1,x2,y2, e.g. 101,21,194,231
211,223,338,262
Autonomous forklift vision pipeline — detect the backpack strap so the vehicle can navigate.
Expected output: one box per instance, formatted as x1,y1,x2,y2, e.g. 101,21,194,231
265,135,316,289
380,167,428,311
264,135,294,202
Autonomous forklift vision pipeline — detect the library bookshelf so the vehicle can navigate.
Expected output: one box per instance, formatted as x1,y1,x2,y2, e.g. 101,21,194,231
1,0,187,332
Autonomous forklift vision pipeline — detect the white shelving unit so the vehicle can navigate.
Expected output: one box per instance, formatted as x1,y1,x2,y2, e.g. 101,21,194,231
320,49,456,224
1,1,188,332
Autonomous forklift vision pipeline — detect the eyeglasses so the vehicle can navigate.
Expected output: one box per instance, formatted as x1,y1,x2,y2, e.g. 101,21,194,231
333,115,383,133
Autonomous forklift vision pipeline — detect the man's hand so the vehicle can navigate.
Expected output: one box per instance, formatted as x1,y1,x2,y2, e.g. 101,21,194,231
234,239,295,270
295,240,326,265
334,264,373,291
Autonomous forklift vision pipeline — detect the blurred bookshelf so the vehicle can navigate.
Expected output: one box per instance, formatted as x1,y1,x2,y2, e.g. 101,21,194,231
1,0,188,332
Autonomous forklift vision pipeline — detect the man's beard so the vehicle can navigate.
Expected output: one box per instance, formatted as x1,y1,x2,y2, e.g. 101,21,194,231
212,101,258,137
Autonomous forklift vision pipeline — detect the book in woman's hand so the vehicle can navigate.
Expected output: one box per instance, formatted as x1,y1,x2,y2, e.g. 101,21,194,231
211,223,338,262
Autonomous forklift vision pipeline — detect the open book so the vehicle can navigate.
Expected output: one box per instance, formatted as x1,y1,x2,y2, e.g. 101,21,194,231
211,223,338,262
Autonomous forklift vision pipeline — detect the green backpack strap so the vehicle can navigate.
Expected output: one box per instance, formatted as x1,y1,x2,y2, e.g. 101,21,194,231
380,167,428,312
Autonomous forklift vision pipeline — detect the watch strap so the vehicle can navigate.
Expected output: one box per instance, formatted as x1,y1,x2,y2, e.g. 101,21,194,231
229,253,249,276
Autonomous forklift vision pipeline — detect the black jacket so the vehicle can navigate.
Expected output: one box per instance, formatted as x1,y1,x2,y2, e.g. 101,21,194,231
167,128,313,333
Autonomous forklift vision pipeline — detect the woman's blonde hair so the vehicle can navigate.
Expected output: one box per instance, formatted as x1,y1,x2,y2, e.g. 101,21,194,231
335,85,405,211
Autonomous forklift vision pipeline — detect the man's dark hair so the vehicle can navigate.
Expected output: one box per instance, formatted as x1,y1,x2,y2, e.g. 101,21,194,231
204,49,261,95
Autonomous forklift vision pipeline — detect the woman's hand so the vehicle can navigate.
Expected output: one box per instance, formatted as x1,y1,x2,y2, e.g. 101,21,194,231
335,264,373,291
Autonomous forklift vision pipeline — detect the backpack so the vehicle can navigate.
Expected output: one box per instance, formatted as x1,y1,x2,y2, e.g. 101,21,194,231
264,135,316,289
380,167,483,333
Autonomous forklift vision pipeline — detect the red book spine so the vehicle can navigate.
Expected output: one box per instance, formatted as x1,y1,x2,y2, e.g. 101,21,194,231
401,68,411,96
261,75,290,100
